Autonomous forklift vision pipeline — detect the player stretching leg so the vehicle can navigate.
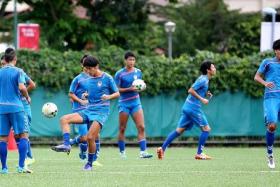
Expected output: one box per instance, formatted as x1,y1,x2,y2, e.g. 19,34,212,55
157,60,216,160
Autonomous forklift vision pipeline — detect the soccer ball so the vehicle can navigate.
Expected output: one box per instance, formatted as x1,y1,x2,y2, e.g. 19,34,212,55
42,102,58,118
132,79,146,91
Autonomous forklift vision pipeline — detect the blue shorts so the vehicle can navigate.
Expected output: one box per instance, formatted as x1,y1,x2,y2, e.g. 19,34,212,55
0,111,27,136
73,109,88,136
118,101,142,115
264,98,280,124
78,109,108,128
177,106,208,130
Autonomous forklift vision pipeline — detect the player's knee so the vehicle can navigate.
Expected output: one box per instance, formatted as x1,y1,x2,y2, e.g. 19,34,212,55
87,134,94,142
119,126,126,133
137,125,145,133
80,136,87,142
268,124,276,132
202,125,211,132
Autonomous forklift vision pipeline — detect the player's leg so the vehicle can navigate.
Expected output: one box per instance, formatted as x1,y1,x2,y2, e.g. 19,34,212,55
118,106,129,158
51,113,84,153
195,125,211,160
77,124,88,160
131,107,152,158
84,121,101,171
0,114,10,174
157,110,190,160
264,98,278,168
92,133,103,167
12,112,32,173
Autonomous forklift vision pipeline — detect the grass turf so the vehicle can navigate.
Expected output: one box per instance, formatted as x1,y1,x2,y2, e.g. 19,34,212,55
0,147,280,187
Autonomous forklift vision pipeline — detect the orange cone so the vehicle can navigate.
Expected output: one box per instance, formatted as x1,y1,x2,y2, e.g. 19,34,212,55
8,131,17,151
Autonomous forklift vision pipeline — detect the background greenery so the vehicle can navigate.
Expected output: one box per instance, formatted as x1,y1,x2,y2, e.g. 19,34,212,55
15,47,272,98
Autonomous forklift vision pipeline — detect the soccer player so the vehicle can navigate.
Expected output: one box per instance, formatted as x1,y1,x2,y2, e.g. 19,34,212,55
0,48,31,174
51,56,119,171
254,39,280,169
157,60,216,160
114,51,153,159
68,55,102,166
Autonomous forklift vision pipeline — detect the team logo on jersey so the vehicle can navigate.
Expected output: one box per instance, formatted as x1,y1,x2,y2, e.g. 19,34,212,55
97,81,102,87
133,75,137,80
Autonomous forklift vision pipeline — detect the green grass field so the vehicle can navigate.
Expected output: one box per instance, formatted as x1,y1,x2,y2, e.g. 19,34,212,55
0,147,280,187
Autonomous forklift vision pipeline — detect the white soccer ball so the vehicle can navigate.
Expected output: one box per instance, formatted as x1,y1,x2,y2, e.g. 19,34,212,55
132,79,146,92
42,102,58,118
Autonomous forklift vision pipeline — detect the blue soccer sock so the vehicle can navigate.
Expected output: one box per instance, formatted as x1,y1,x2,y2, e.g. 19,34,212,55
88,153,97,164
138,139,147,152
18,138,28,168
95,139,100,153
118,140,125,153
15,138,20,148
79,141,87,154
162,131,180,151
266,130,275,155
26,139,33,159
197,131,209,154
63,133,70,146
70,136,81,146
0,141,8,169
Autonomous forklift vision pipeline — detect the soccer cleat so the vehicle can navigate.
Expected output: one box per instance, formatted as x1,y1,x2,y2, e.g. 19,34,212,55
139,151,153,159
157,147,164,160
25,158,35,167
79,152,87,160
1,168,8,174
267,155,275,169
17,167,33,174
51,144,71,155
120,151,127,159
92,161,103,167
83,162,93,171
195,153,212,160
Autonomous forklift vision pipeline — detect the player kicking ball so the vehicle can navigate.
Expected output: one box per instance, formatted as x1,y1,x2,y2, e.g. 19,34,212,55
157,60,216,160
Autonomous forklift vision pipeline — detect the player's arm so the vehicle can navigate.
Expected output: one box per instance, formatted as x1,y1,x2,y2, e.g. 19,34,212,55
254,72,274,89
19,83,31,103
188,87,208,105
69,92,88,106
101,91,120,101
26,79,36,92
114,72,137,93
118,86,137,92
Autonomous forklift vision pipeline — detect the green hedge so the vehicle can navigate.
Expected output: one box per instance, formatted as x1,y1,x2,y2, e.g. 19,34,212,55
15,46,273,98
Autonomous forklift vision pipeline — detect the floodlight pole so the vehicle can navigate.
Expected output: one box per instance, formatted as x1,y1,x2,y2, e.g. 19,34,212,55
165,21,176,63
13,0,18,50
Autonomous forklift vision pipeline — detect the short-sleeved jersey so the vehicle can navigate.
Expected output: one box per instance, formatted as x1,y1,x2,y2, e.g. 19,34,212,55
184,75,209,108
0,65,25,114
87,72,118,114
114,68,142,103
69,72,90,111
257,57,280,99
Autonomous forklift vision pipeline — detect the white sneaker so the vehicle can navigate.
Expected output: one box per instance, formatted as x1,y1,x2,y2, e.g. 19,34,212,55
120,151,127,159
267,155,275,169
139,151,153,158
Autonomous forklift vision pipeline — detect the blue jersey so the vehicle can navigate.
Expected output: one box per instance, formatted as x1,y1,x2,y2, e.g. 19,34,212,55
257,57,280,99
184,75,209,108
69,72,90,111
21,72,31,104
114,68,142,103
0,65,26,114
87,72,118,114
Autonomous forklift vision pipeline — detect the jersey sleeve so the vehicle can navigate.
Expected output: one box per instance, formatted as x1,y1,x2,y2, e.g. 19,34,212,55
18,70,26,84
114,71,121,87
191,77,207,90
24,72,31,85
69,77,78,94
257,59,268,75
109,75,119,94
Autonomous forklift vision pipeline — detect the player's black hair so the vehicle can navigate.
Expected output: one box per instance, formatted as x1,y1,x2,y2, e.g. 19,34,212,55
4,48,16,63
83,56,99,67
124,51,136,60
80,54,88,64
273,39,280,50
200,60,214,75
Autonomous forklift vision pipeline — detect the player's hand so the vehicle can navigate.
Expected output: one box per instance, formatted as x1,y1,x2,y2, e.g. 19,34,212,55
264,82,275,89
201,98,209,105
80,99,88,106
81,92,88,100
130,86,138,92
207,91,213,99
101,94,111,101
